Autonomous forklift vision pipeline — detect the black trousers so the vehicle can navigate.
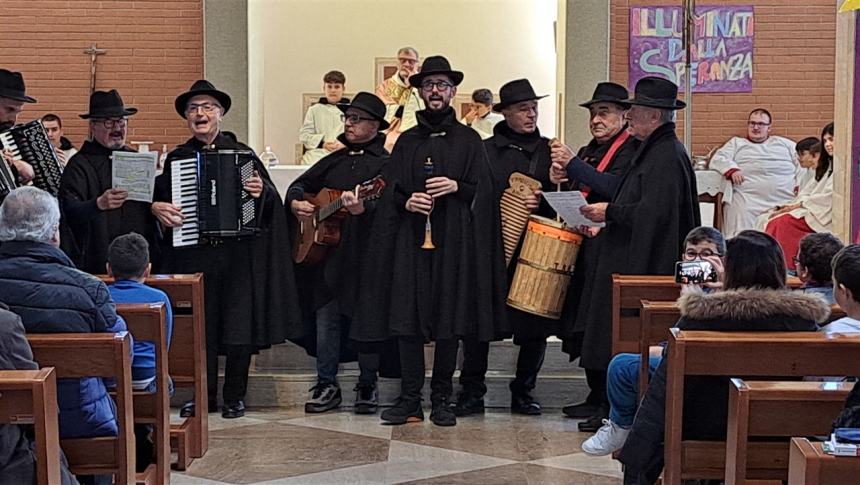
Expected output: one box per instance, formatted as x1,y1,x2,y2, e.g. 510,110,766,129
584,367,609,406
398,337,458,403
358,352,381,386
207,344,253,405
460,339,547,398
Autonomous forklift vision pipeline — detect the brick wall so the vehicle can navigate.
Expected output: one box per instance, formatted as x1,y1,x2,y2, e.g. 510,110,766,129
0,0,203,152
611,0,836,155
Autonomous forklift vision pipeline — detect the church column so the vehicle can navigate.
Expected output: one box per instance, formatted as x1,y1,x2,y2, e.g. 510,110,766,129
203,0,249,143
834,8,857,243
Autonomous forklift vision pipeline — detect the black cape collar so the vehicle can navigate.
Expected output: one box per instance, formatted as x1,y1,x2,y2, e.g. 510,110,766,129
491,122,543,152
335,132,387,157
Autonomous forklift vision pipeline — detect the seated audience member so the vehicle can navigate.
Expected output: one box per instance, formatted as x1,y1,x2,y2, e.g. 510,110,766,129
0,186,128,440
709,109,797,238
0,304,78,485
794,232,843,304
461,88,503,140
106,232,174,394
41,113,77,168
299,70,349,165
825,245,860,334
764,123,834,271
617,230,829,483
581,226,726,456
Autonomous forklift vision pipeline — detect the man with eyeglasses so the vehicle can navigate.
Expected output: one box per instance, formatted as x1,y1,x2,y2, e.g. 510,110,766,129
375,47,425,151
59,89,158,274
354,55,507,427
287,92,391,416
710,108,797,237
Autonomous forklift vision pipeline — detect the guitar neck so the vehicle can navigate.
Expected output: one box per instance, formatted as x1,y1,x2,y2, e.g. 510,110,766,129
317,197,345,222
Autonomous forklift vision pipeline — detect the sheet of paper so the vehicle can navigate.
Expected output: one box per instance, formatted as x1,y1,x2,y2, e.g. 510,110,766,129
543,190,605,228
112,151,157,203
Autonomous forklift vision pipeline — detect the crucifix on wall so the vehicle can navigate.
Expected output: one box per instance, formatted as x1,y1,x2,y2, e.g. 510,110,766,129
83,43,106,93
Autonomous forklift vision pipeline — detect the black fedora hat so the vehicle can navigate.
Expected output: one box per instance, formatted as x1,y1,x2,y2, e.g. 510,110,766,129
579,82,630,108
338,92,390,130
0,69,36,103
623,76,686,110
79,89,137,119
174,80,232,118
492,79,548,112
408,55,464,88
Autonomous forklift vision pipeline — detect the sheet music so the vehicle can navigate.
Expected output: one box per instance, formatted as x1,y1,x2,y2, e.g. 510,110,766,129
543,190,605,228
112,151,157,203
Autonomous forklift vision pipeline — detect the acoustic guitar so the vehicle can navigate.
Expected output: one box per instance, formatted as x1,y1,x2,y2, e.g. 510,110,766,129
292,175,386,265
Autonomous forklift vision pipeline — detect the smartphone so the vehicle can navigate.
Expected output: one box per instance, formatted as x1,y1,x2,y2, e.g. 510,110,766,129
675,260,717,285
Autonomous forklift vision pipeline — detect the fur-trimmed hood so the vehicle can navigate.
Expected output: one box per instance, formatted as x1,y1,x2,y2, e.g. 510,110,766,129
678,287,831,324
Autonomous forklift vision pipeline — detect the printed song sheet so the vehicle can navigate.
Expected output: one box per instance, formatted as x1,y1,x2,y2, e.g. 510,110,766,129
543,190,605,228
112,151,157,203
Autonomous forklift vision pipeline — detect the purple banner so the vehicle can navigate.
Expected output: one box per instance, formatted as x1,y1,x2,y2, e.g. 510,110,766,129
629,5,754,93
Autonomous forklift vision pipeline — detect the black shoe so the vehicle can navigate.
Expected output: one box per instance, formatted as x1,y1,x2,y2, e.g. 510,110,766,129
451,393,485,417
353,383,378,415
511,393,542,416
180,400,196,418
430,399,457,427
221,400,245,419
562,400,598,419
577,404,610,433
381,398,424,424
305,383,342,413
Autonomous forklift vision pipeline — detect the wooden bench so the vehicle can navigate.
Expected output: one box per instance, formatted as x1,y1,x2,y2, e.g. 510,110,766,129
663,329,860,484
28,332,136,485
725,379,853,485
0,368,61,485
116,303,170,485
788,437,860,484
100,274,207,470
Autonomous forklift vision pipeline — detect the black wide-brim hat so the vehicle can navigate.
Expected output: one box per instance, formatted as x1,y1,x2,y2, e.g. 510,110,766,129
623,76,686,110
579,82,630,108
79,89,138,119
0,69,37,103
408,55,464,88
337,91,390,130
175,80,232,118
493,78,548,112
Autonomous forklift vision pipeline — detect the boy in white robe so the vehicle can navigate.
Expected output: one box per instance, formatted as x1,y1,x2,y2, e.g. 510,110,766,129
460,88,503,140
709,108,797,237
299,70,348,165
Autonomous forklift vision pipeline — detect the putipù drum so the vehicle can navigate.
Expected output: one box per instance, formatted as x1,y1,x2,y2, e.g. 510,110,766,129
507,215,583,319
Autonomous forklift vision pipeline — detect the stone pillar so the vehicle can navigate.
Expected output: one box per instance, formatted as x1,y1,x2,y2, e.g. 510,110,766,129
834,9,857,243
204,0,249,143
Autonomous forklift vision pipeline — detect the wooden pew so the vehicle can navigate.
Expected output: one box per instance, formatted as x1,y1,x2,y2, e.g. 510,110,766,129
663,329,860,485
725,379,852,485
100,274,207,470
28,332,135,485
116,303,170,485
788,437,860,484
0,368,61,485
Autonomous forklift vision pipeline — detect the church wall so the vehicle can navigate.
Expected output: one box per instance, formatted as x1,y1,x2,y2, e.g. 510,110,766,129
610,0,836,156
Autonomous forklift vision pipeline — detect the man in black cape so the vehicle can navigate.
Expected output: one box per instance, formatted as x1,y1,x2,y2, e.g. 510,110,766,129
352,56,508,427
0,69,37,206
453,78,559,417
59,89,158,274
151,80,302,418
548,82,640,429
286,92,391,415
574,76,700,429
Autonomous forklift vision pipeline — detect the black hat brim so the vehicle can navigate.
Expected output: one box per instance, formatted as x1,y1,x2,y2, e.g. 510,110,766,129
79,107,138,119
337,103,390,130
623,98,686,110
175,89,232,118
408,70,464,88
492,94,549,113
0,92,37,104
578,98,631,109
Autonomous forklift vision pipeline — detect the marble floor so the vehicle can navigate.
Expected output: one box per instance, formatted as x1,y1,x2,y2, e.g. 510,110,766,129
170,407,623,484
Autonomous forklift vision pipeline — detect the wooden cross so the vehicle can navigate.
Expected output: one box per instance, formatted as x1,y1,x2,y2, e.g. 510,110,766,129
83,43,106,93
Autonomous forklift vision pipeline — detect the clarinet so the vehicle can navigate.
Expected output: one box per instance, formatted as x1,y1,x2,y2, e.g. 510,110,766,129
421,157,435,250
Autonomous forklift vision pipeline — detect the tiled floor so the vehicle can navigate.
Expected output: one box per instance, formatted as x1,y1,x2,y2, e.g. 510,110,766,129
170,407,622,484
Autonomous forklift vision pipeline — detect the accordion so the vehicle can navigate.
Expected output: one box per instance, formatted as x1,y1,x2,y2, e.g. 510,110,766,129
0,120,63,197
171,149,259,247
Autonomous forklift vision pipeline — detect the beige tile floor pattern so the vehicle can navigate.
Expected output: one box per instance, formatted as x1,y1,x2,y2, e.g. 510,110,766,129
169,407,624,484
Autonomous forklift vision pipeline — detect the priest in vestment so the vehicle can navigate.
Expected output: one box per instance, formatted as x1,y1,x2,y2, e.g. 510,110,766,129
709,109,797,237
375,47,425,151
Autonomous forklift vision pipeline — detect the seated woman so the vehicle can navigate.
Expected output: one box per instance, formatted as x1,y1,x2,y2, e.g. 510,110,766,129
617,230,831,484
762,123,834,271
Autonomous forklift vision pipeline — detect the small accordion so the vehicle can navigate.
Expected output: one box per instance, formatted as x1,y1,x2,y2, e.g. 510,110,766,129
171,149,259,247
0,120,63,197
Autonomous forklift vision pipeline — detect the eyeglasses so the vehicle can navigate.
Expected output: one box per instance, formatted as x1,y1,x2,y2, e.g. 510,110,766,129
340,113,376,124
420,81,454,93
684,249,721,260
185,103,222,115
747,121,771,128
93,118,127,129
398,57,418,64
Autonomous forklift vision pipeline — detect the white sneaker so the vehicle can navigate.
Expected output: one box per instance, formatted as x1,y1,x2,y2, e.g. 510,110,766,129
581,419,630,456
